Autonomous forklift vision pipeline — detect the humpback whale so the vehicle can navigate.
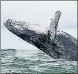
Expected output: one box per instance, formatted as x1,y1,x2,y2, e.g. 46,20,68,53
4,11,77,61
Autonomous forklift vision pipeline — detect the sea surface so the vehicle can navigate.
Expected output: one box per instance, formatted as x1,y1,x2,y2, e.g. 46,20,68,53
1,49,77,74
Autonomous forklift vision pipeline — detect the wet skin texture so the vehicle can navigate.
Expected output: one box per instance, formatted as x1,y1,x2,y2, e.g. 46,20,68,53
4,21,77,61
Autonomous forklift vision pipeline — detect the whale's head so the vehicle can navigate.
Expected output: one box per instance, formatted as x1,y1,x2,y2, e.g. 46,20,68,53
4,19,48,45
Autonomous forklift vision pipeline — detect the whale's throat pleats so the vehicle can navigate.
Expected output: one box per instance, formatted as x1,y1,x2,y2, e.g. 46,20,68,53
48,11,61,42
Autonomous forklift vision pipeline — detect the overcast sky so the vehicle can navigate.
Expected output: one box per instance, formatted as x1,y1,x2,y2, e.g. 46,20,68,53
1,1,77,49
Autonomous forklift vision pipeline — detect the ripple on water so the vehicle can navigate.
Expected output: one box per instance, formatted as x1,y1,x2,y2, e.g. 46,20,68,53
1,49,77,73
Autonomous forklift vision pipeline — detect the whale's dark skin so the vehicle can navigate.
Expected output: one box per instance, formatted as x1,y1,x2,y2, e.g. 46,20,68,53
4,11,77,61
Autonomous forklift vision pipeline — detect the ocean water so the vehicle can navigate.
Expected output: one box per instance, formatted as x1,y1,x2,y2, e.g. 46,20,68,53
1,49,77,73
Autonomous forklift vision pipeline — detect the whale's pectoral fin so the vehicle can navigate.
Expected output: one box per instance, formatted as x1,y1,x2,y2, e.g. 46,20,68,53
48,11,61,42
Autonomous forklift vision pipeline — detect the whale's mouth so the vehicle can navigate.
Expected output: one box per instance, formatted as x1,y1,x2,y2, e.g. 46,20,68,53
4,19,14,31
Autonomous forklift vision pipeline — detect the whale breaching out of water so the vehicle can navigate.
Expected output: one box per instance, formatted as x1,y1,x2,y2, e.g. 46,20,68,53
4,11,77,61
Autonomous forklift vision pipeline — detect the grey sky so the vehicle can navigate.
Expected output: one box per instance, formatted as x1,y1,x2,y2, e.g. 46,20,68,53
1,1,77,49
